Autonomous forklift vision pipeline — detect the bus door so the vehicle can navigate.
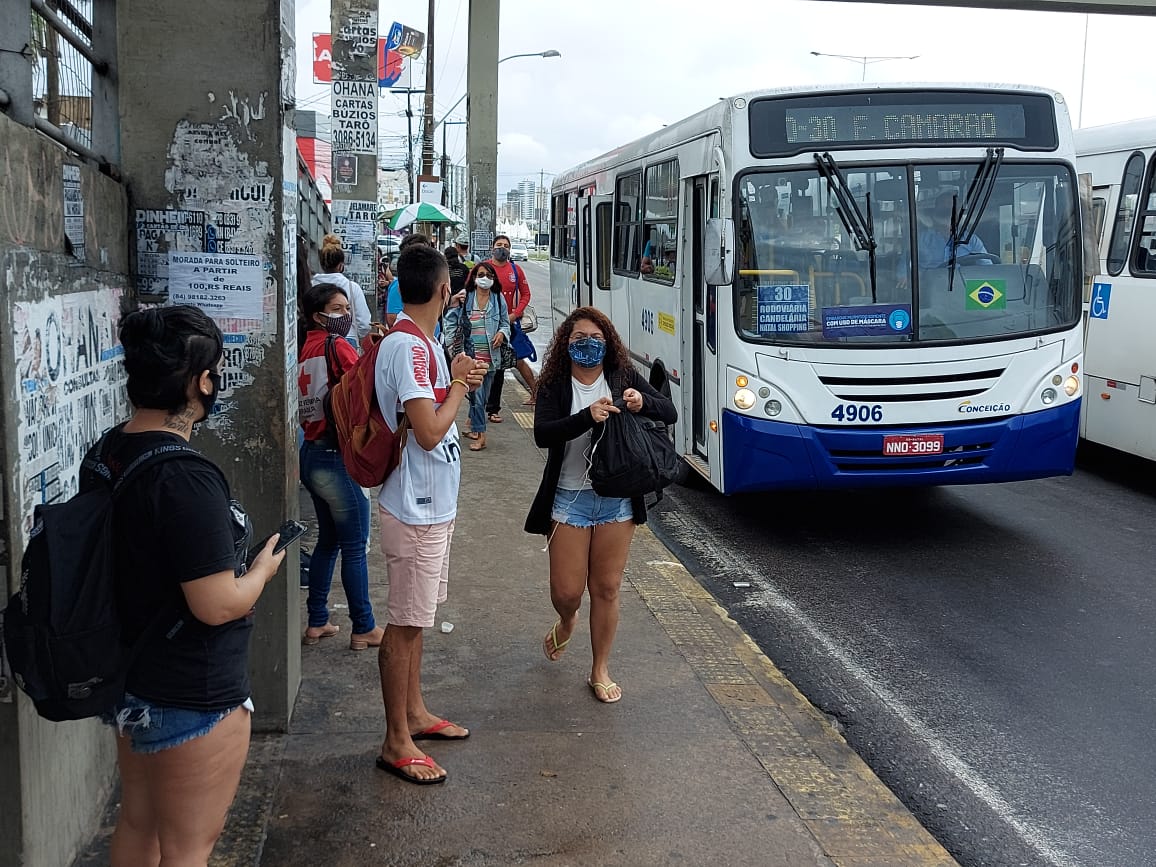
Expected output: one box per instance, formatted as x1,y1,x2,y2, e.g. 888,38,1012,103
577,195,595,309
690,175,719,464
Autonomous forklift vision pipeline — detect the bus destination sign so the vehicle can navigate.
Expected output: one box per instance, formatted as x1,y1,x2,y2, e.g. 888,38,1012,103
749,90,1058,157
784,103,1026,146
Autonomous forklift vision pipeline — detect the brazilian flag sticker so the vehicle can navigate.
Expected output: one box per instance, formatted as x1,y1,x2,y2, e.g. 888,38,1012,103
965,279,1006,310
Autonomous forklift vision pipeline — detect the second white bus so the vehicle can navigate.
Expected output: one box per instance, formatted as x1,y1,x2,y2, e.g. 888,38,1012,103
1075,117,1156,461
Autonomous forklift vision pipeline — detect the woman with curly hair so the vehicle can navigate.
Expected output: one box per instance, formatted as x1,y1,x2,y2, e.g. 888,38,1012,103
524,307,677,703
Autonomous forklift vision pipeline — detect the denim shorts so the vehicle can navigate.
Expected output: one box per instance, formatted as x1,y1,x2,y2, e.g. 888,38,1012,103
101,693,254,755
551,487,633,528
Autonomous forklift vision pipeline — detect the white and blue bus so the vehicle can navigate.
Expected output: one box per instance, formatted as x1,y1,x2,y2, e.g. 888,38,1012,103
1074,117,1156,462
549,83,1085,494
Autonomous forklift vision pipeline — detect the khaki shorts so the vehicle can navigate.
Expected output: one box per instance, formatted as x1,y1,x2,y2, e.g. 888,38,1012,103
379,508,454,628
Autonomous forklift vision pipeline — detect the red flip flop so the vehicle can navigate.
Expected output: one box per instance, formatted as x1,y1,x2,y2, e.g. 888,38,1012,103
412,719,470,740
375,754,446,785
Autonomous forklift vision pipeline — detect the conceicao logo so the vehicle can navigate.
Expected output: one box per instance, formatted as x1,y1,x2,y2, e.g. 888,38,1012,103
958,399,1012,414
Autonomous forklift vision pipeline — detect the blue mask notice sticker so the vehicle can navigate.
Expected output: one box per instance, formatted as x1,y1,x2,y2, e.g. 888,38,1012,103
822,304,912,338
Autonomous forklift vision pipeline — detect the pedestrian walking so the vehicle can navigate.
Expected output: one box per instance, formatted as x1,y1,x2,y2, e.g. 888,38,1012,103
94,306,287,864
374,244,487,784
312,233,372,345
485,234,537,416
525,306,677,703
442,261,511,452
297,281,385,651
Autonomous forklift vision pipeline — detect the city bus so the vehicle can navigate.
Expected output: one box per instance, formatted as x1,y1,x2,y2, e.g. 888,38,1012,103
549,84,1085,494
1074,118,1156,461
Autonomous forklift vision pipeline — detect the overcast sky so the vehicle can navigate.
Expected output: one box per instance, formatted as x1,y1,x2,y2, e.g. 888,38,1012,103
294,0,1156,197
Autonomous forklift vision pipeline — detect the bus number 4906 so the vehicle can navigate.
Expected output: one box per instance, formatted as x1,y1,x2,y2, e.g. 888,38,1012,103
831,404,883,423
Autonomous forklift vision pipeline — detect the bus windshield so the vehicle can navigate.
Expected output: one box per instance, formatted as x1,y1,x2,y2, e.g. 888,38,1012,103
734,162,1081,345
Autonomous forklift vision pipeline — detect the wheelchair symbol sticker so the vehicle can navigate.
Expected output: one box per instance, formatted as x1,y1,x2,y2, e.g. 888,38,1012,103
1090,282,1112,320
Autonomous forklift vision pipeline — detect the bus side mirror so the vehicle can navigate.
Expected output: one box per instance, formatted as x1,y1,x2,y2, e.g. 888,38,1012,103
705,218,734,285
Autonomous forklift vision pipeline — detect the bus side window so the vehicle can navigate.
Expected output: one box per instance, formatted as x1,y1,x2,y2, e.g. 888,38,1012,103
1131,156,1156,277
1107,151,1144,276
1091,191,1108,246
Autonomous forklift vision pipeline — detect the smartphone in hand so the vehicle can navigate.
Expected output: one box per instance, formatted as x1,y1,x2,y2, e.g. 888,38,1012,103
246,520,307,567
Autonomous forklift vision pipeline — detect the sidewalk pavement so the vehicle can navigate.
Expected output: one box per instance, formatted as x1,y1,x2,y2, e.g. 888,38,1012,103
90,376,960,867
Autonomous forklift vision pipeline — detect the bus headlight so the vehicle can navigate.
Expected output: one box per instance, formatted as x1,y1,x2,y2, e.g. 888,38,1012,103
764,400,782,417
1041,388,1057,405
734,388,756,410
1063,376,1080,396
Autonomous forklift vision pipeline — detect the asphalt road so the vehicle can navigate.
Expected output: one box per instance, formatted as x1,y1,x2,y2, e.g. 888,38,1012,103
646,446,1156,867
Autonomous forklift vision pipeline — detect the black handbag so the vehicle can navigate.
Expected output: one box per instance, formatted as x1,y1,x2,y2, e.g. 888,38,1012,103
590,401,683,498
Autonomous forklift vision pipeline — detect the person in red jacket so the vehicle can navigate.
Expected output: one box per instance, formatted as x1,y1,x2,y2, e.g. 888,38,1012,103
484,234,538,420
297,281,384,651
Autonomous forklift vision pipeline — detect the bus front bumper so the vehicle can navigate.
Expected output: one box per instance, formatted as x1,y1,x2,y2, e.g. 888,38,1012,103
720,400,1081,494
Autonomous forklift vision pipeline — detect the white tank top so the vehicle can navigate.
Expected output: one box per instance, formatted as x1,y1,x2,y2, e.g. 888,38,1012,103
558,373,611,491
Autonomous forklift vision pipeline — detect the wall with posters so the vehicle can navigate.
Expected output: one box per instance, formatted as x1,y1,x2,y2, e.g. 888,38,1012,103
0,112,134,867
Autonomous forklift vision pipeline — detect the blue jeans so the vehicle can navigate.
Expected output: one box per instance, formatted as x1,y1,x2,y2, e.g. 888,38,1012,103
101,693,253,755
300,440,375,633
468,370,496,433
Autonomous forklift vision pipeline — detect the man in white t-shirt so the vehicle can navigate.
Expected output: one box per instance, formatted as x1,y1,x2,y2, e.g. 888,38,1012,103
373,244,487,785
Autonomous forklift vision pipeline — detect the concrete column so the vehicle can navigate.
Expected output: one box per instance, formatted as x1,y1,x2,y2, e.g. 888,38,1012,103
466,0,499,255
329,0,378,296
0,0,34,125
89,0,120,168
117,0,300,732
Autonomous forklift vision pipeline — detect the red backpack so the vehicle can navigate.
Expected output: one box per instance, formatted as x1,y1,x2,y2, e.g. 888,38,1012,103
323,319,438,487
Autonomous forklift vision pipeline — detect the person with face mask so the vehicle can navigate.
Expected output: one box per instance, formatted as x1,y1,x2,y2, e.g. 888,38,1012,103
297,281,385,651
442,262,511,451
524,307,677,704
87,305,287,864
484,234,537,419
312,234,373,345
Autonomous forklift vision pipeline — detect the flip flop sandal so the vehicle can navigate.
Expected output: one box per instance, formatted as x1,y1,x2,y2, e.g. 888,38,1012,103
375,754,446,785
463,431,480,440
543,620,571,661
587,679,622,704
488,413,503,423
412,719,470,740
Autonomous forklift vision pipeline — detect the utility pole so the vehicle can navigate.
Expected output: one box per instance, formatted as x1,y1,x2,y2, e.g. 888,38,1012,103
420,0,435,180
441,123,449,206
466,0,499,253
539,168,546,247
406,89,414,203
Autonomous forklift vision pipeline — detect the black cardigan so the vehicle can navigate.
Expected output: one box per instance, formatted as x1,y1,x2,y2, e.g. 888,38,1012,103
524,366,678,536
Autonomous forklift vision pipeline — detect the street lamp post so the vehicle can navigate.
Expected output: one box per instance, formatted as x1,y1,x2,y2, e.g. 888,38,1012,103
810,50,918,81
437,50,560,130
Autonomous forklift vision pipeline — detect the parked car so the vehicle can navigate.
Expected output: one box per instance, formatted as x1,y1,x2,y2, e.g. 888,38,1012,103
510,244,529,261
376,235,400,256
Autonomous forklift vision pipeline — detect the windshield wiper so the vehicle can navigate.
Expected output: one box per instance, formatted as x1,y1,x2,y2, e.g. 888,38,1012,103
815,152,878,302
947,147,1004,291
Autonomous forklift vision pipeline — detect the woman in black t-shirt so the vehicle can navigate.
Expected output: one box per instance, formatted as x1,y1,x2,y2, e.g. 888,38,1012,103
100,306,286,866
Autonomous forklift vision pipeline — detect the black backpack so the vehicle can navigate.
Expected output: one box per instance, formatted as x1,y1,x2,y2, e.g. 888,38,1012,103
1,429,207,721
590,400,684,500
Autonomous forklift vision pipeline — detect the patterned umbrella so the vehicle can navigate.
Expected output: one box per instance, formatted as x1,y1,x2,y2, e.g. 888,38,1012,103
387,202,463,230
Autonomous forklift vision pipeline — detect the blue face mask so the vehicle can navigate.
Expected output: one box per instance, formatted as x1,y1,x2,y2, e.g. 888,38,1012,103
568,337,606,368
